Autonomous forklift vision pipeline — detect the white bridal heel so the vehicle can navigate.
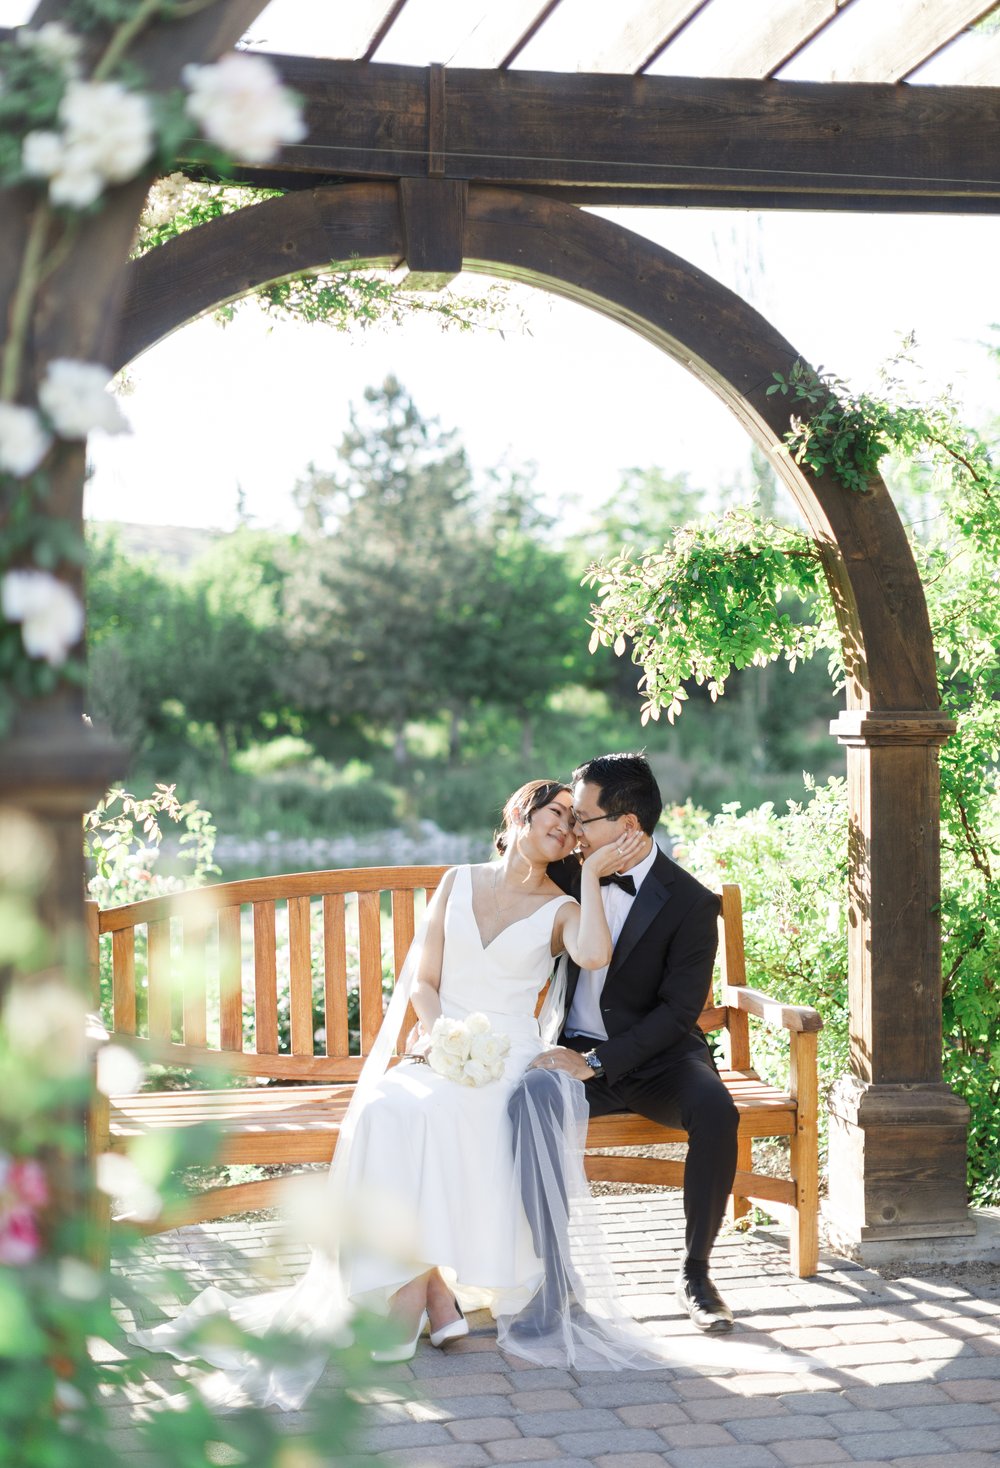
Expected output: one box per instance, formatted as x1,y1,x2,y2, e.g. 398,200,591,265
371,1310,428,1363
429,1300,469,1348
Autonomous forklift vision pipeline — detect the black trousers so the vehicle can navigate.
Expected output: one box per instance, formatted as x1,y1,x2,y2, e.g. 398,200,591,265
507,1039,739,1308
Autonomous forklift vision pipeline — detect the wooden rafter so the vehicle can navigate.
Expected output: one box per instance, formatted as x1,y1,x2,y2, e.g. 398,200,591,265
583,0,711,74
933,27,1000,85
699,0,853,81
355,0,411,62
823,0,1000,82
446,1,564,69
216,58,1000,213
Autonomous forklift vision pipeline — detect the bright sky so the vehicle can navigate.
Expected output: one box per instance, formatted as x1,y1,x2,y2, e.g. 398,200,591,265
6,0,1000,536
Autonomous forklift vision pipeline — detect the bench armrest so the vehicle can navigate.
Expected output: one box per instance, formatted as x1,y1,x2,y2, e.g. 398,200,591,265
724,985,823,1033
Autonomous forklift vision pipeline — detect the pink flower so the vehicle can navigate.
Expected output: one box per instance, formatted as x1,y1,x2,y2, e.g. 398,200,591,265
0,1206,41,1265
10,1159,48,1209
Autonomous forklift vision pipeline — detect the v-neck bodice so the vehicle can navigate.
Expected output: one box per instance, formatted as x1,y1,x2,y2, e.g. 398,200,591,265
438,866,574,1035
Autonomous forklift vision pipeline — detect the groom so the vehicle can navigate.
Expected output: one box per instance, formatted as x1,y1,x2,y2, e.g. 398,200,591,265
509,752,739,1332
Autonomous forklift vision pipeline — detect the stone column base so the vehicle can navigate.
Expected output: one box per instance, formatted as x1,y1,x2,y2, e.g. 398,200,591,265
824,1075,973,1261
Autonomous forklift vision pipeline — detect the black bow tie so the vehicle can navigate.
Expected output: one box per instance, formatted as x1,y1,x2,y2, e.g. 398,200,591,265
600,872,636,895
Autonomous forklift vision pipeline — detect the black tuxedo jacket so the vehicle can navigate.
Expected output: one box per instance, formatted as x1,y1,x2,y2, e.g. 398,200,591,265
549,848,720,1087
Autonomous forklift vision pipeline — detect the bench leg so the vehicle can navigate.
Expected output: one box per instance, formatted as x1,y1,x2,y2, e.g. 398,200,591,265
790,1031,819,1277
727,1132,753,1225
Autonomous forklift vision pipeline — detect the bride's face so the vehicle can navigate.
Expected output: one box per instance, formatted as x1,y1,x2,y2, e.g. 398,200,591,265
517,791,576,863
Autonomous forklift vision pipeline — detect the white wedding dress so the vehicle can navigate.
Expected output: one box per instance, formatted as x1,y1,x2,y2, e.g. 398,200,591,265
130,865,807,1408
340,864,575,1317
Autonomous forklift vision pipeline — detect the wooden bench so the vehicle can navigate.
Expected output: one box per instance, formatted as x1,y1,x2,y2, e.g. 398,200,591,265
86,868,823,1276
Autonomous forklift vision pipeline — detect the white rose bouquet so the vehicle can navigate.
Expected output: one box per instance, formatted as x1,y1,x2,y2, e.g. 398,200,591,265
418,1012,511,1087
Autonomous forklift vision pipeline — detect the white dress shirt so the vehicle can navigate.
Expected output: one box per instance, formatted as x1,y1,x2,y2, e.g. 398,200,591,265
564,838,659,1041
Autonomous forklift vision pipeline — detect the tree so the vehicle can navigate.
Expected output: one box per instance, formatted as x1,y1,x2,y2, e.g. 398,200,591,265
282,377,481,764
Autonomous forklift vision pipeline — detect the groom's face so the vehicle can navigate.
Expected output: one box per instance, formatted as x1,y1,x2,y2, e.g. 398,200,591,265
571,779,629,856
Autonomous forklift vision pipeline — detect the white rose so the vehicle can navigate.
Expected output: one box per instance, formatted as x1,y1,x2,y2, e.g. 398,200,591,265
1,570,84,665
17,22,84,75
21,129,65,179
59,80,155,185
38,359,129,438
461,1058,490,1087
465,1012,491,1035
183,53,307,164
469,1032,505,1065
428,1049,464,1082
0,402,52,476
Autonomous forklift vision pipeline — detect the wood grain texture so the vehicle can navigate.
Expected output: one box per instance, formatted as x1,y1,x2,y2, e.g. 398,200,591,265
146,919,172,1041
111,929,136,1035
287,895,314,1056
323,893,350,1058
252,901,279,1054
218,906,243,1051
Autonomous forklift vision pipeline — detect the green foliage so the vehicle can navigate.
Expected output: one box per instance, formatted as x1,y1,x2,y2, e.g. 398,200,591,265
586,509,835,726
667,778,850,1159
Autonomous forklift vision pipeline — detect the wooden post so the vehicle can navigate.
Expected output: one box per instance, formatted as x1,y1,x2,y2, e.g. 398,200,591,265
398,177,468,291
825,709,972,1256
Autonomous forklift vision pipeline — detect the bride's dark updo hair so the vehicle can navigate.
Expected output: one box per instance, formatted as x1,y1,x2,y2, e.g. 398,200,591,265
495,779,570,854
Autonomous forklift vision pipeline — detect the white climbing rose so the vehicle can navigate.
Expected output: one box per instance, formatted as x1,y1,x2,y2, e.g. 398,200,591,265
1,569,84,665
16,21,84,76
22,79,154,208
38,359,129,438
0,402,52,476
183,52,307,164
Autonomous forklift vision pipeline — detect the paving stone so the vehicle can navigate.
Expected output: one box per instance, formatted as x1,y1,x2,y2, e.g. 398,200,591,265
835,1428,952,1459
657,1422,737,1448
726,1413,838,1444
940,1378,1000,1402
374,1444,490,1467
942,1423,1000,1450
359,1420,454,1452
683,1396,789,1424
848,1362,943,1386
414,1372,514,1399
447,1416,522,1443
505,1368,578,1391
554,1427,665,1456
657,1448,782,1468
411,1350,510,1377
890,1458,1000,1468
899,1402,998,1428
769,1441,851,1465
483,1440,562,1463
932,1355,1000,1380
617,1400,691,1428
774,1391,852,1414
574,1379,681,1407
594,1456,673,1468
512,1406,620,1437
420,1394,517,1421
508,1389,580,1412
842,1383,950,1409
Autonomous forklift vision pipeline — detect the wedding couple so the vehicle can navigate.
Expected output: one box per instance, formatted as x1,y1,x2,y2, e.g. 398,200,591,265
134,752,740,1404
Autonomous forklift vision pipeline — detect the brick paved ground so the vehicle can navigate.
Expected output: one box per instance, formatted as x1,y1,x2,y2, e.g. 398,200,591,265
108,1193,1000,1466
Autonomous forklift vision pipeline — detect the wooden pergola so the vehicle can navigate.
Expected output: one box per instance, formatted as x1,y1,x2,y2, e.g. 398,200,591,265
4,0,999,1261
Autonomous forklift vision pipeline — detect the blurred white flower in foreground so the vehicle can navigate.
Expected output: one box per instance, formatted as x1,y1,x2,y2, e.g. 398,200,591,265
1,569,84,665
183,53,306,164
23,80,155,208
0,402,52,476
280,1174,420,1268
39,359,129,438
96,1152,162,1223
96,1043,145,1098
16,22,84,76
3,977,90,1076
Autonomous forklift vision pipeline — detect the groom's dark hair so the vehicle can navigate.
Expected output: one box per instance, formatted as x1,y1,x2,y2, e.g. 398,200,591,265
572,752,662,836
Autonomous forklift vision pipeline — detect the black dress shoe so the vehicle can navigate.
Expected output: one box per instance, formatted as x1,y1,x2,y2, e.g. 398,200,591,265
676,1270,734,1333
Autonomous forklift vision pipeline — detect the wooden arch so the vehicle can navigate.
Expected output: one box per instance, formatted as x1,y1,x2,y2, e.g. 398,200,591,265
114,181,969,1252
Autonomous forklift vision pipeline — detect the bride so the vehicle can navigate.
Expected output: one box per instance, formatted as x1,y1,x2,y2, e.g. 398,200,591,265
132,777,793,1407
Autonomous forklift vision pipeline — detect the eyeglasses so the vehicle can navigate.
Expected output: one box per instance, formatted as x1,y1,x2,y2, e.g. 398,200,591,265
571,811,622,830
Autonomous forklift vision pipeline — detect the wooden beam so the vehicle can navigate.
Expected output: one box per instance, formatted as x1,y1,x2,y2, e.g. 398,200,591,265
584,0,711,73
199,57,1000,210
398,177,467,289
705,0,851,81
828,0,999,82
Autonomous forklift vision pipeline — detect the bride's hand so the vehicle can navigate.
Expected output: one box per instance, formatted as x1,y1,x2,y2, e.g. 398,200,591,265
581,828,646,880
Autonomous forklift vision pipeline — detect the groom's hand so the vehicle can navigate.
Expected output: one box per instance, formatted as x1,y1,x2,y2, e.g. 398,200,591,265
529,1046,592,1081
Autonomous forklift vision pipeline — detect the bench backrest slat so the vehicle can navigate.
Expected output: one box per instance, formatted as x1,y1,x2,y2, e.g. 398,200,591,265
147,918,173,1040
323,893,349,1058
112,928,136,1034
358,889,385,1053
253,900,279,1054
183,916,209,1048
218,906,243,1051
288,894,314,1056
